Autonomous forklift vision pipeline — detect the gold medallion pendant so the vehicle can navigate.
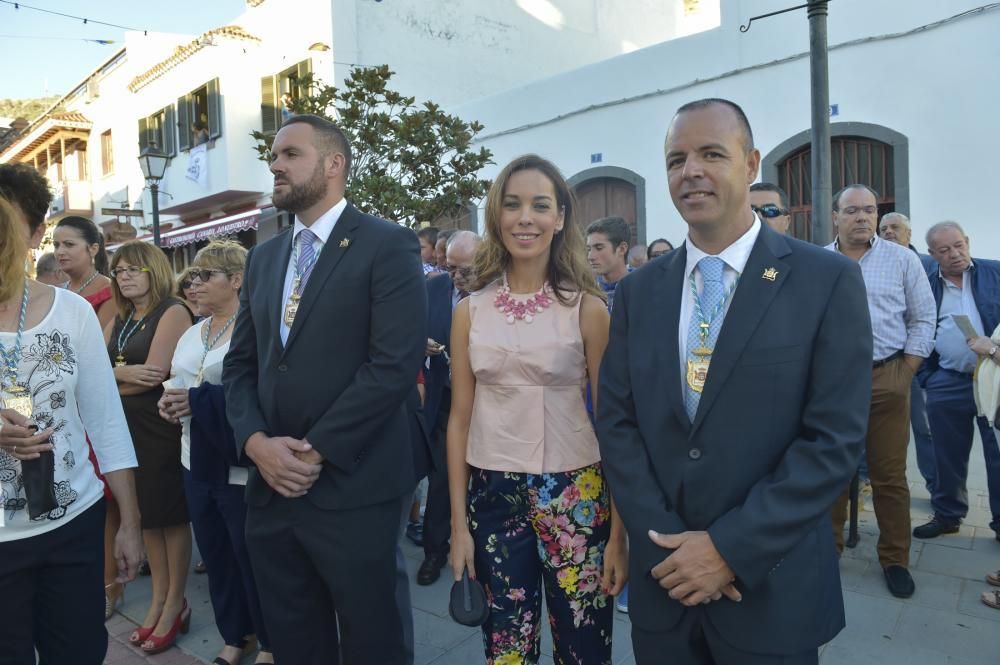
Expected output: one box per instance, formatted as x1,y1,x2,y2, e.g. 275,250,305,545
686,358,710,393
2,383,34,417
115,354,127,367
283,298,299,327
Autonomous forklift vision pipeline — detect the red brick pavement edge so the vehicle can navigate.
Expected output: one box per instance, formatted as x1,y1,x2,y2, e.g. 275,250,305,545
105,614,207,665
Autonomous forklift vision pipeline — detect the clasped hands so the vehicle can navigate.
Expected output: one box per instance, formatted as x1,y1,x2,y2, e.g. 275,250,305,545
245,432,324,498
648,530,742,607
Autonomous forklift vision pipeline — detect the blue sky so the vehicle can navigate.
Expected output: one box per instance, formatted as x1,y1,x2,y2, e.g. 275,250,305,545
0,0,246,99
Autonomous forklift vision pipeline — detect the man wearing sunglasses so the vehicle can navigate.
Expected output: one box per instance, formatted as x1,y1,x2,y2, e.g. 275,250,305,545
749,182,791,234
419,231,481,586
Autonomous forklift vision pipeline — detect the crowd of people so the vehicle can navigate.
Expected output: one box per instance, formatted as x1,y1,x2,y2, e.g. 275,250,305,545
0,98,998,665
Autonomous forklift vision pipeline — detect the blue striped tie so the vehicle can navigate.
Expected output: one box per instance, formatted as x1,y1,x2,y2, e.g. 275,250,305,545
296,228,318,290
684,256,726,421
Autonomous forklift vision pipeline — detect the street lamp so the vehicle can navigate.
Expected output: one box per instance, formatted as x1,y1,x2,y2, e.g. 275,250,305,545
138,143,169,247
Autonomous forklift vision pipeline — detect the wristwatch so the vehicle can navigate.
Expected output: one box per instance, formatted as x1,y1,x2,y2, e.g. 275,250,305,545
989,345,998,358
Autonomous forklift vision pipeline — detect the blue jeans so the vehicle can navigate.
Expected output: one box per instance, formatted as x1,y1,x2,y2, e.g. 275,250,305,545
911,375,936,492
924,369,1000,530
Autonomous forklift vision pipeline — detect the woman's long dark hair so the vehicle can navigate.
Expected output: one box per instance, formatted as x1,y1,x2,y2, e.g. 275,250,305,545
56,216,109,276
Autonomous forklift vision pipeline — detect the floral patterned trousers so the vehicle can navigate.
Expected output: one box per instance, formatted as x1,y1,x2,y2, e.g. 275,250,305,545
469,463,614,665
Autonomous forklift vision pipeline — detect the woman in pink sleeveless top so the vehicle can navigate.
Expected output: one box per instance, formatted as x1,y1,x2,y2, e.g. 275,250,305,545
53,215,122,619
448,155,627,663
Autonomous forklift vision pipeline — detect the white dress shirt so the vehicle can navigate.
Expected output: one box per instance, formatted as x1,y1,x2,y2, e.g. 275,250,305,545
935,263,985,374
279,198,347,344
678,217,762,393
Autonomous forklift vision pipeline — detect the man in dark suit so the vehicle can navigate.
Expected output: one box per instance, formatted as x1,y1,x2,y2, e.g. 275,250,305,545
417,230,480,585
597,98,873,664
223,114,427,665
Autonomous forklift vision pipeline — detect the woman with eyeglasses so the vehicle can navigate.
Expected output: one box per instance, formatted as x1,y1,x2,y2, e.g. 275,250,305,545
176,271,201,318
0,192,142,665
54,215,130,618
157,241,273,665
646,238,675,260
105,241,195,654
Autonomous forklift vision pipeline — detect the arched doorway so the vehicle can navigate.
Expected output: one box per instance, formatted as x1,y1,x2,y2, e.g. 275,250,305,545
568,166,646,245
761,123,909,244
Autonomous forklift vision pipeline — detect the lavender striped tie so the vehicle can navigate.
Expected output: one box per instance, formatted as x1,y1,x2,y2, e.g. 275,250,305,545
296,228,318,290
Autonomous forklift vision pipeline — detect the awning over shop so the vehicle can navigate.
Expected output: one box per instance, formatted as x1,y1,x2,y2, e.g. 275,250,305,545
159,209,260,248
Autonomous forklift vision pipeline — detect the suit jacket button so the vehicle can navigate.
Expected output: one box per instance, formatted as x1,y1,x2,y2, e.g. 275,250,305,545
688,448,702,460
277,364,288,372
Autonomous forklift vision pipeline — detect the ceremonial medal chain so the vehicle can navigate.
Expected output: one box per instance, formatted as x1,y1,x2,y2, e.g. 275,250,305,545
284,233,323,327
688,271,739,355
115,310,147,367
195,313,237,384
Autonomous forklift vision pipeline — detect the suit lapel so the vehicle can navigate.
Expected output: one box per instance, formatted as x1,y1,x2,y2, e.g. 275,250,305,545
690,227,791,435
282,204,363,354
656,247,691,431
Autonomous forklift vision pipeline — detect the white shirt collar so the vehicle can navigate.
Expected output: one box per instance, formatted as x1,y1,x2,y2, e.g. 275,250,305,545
683,216,762,281
292,197,348,245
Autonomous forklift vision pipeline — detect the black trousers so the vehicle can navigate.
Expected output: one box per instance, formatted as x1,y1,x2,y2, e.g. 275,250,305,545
246,493,408,665
184,470,269,648
423,388,451,558
631,609,818,665
0,499,107,665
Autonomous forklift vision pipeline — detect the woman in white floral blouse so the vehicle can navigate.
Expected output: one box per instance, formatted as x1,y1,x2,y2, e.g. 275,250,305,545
0,186,143,664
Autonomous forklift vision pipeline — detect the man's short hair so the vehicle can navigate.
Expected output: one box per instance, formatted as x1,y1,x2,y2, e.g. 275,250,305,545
675,98,754,153
35,252,60,277
586,217,631,250
925,220,966,247
279,114,353,174
417,226,439,245
879,212,910,229
0,163,52,233
750,182,789,209
832,184,880,211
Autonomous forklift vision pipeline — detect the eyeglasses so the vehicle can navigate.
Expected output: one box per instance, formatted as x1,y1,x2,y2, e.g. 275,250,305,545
446,265,474,279
649,250,671,259
111,265,150,279
186,268,229,284
752,204,790,219
838,205,878,216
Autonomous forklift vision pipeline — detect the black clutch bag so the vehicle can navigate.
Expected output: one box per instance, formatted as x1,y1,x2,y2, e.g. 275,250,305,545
448,567,489,627
22,450,58,519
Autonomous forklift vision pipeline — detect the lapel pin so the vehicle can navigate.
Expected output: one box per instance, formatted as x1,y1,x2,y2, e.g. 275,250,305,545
762,267,779,281
339,238,351,248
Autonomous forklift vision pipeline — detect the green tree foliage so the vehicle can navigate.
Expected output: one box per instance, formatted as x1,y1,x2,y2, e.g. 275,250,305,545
251,65,492,227
0,97,61,123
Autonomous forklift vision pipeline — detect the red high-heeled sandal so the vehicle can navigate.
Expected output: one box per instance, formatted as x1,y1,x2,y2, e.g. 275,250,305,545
140,599,191,654
128,624,154,646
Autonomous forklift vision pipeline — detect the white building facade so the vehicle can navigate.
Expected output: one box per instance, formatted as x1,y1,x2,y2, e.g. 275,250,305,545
453,0,1000,257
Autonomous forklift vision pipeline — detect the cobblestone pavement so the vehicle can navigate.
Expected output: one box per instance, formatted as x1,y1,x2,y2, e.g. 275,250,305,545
107,432,1000,664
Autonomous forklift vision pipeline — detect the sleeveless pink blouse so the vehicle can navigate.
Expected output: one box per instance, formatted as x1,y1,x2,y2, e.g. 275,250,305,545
466,280,601,474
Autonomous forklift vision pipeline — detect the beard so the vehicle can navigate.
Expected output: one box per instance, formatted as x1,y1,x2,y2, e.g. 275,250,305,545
272,161,328,213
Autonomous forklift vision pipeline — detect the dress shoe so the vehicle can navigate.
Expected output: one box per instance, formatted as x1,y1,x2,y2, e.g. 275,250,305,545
883,565,915,598
417,553,448,585
405,522,424,547
913,517,960,539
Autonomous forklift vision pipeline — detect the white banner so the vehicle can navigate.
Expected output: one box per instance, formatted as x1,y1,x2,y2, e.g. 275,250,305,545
186,143,208,187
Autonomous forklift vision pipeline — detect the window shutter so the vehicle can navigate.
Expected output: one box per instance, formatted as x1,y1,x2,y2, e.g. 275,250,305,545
138,117,149,151
207,78,222,140
163,106,176,157
295,59,313,97
261,74,278,134
177,95,191,152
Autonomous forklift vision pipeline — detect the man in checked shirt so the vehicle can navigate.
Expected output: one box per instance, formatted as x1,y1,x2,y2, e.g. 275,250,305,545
826,184,936,599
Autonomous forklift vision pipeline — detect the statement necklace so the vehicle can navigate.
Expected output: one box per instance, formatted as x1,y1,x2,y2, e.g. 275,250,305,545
494,272,554,324
115,310,147,367
195,313,237,385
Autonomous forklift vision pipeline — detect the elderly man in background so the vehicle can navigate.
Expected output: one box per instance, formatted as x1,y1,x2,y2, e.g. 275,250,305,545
913,221,1000,543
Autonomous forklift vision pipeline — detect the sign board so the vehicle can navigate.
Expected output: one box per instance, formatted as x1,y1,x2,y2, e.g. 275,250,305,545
101,208,144,217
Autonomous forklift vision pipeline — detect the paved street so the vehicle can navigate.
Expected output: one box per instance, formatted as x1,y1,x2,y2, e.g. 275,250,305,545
107,431,1000,664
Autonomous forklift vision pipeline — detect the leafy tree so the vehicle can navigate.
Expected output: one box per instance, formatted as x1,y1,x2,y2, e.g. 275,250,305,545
0,97,62,123
251,65,492,228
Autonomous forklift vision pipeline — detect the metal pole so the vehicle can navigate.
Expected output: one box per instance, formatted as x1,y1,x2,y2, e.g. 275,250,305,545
808,1,832,245
150,181,161,247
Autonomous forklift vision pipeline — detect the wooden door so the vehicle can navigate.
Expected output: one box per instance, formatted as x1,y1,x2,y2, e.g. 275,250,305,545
573,178,638,244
